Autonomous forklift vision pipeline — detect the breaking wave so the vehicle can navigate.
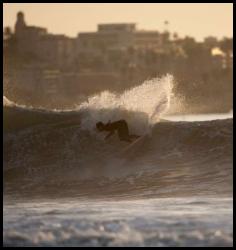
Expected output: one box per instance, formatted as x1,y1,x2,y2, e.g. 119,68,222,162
3,75,233,198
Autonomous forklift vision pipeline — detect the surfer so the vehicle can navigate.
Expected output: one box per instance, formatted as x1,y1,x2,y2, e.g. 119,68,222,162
96,119,140,143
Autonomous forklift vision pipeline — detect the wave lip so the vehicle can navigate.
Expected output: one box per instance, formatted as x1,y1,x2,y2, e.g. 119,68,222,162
4,74,174,134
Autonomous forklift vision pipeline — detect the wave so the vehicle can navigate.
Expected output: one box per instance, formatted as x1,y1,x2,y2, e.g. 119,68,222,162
3,74,174,134
4,117,232,198
3,75,233,198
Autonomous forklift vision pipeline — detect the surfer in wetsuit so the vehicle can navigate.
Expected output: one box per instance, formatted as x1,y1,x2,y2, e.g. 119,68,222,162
96,119,140,143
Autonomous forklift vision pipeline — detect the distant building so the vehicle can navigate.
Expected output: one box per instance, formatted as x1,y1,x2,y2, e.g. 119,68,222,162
14,12,47,57
98,23,136,33
134,31,162,50
77,23,163,55
77,23,136,56
10,13,165,68
13,12,75,68
39,34,76,68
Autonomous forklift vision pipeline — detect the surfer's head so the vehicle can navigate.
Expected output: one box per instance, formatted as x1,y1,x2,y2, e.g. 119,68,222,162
96,122,105,131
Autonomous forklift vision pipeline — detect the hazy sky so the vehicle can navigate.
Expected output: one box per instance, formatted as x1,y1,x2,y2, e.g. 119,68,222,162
3,3,233,41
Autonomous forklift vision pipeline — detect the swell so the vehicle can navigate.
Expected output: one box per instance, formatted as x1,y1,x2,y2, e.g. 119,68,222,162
3,117,233,198
3,105,82,132
3,73,232,198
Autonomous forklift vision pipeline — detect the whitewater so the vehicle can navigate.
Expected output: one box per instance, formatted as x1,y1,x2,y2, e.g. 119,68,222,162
3,75,233,247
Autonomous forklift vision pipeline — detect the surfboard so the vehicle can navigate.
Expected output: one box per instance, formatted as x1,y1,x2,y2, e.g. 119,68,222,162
121,134,147,158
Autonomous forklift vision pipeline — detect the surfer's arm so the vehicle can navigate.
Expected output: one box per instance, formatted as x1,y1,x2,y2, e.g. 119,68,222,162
105,131,115,140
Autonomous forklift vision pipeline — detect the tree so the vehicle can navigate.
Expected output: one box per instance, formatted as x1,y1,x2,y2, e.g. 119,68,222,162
219,37,233,55
3,27,12,40
173,32,179,41
219,38,233,69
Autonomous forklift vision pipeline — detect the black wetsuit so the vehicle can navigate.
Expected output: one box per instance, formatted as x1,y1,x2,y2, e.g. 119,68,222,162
104,120,130,141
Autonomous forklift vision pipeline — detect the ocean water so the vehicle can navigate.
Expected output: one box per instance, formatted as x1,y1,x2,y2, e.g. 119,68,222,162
3,75,233,247
3,197,233,247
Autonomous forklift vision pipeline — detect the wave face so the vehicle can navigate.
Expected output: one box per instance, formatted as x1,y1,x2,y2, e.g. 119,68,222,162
3,75,233,198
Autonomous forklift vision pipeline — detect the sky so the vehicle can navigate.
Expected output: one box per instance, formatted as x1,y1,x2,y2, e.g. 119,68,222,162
3,3,233,41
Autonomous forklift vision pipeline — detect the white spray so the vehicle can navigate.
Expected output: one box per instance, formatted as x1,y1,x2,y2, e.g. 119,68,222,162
79,74,174,135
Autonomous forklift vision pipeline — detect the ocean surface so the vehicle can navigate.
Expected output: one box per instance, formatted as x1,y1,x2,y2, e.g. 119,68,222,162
3,76,233,247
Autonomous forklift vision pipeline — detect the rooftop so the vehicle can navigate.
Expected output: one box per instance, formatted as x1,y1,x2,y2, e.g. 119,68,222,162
98,23,136,32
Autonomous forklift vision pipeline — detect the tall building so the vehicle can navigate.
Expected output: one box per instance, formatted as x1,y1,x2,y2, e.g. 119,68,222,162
77,23,164,56
14,11,26,37
77,23,136,57
13,12,75,68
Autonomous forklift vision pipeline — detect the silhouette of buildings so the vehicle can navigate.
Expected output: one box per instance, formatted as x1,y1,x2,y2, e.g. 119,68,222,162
3,12,233,112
